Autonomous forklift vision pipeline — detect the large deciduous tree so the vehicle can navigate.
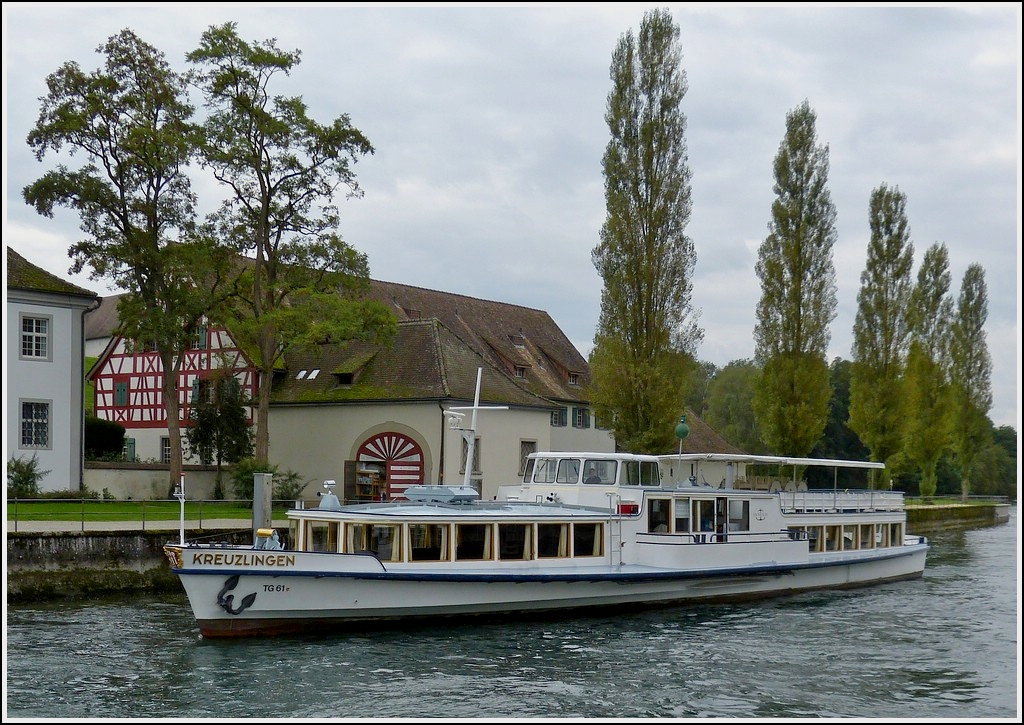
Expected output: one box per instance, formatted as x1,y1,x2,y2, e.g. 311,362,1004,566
902,243,953,497
948,263,993,500
848,183,914,485
752,100,837,456
23,29,231,492
703,359,767,455
184,365,254,499
187,22,396,462
590,8,702,453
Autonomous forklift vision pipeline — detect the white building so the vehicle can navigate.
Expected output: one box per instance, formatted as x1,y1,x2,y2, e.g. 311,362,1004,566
6,247,99,492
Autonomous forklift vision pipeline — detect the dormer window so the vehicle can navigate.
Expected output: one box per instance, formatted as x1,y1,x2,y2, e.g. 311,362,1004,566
509,333,526,348
335,372,354,386
568,373,579,386
514,366,527,378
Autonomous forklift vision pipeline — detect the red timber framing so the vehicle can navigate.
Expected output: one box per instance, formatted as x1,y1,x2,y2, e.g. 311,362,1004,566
89,325,256,429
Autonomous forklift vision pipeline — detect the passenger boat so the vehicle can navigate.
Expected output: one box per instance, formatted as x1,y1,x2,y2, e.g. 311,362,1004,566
164,377,929,638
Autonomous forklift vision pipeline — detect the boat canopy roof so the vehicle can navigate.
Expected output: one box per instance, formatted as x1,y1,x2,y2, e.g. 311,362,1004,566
661,453,885,470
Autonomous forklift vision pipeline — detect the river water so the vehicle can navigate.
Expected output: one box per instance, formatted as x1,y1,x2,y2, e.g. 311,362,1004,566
5,510,1019,720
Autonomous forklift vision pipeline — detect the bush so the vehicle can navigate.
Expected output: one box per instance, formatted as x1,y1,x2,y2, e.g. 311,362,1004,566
7,454,51,497
229,458,310,504
85,416,126,459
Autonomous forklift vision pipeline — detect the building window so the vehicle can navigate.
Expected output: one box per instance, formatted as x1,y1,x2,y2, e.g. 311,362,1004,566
123,438,136,462
20,400,51,449
573,407,591,429
20,314,51,361
460,436,482,475
161,437,171,464
568,372,579,386
114,380,129,407
519,440,537,475
192,325,208,349
550,408,567,427
514,366,526,378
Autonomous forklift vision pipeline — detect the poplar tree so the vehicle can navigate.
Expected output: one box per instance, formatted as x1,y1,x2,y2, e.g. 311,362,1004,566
902,243,953,497
22,29,232,493
948,264,993,500
590,8,702,453
187,23,396,462
848,184,914,484
752,101,837,456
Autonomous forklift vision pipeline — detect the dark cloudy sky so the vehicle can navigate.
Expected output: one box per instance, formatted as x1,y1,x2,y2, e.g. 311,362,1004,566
4,3,1019,430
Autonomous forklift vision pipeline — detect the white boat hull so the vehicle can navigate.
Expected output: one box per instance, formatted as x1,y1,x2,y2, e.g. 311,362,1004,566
168,544,928,637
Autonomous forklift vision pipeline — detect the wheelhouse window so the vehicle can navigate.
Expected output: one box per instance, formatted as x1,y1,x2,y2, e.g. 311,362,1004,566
583,459,616,485
622,460,660,486
20,314,51,361
573,523,603,557
556,458,581,483
20,400,51,449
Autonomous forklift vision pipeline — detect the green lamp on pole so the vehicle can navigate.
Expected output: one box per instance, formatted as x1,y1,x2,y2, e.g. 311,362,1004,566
674,415,689,483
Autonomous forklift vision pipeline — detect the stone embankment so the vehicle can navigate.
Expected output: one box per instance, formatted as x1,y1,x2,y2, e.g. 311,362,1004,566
5,503,1012,603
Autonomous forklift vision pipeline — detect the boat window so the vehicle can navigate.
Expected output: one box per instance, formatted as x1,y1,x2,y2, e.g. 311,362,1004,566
623,460,661,486
556,458,581,483
647,498,670,532
409,523,449,561
843,525,858,550
498,523,533,560
572,523,603,556
875,523,890,548
825,525,841,551
674,497,690,533
859,524,874,549
891,522,903,546
522,458,536,483
455,523,493,560
583,460,616,485
306,520,339,552
693,500,715,539
728,499,749,532
532,458,557,484
538,523,569,557
806,526,823,552
347,523,401,561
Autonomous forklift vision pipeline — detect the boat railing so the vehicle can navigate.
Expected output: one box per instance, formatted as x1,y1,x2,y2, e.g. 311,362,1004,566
778,489,905,514
636,529,799,545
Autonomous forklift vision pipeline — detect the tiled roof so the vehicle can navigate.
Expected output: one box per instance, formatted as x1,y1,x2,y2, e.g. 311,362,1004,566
677,409,746,455
6,247,98,299
271,318,556,409
365,279,590,403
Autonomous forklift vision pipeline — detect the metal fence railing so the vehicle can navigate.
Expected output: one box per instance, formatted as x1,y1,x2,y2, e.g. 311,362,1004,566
5,498,297,533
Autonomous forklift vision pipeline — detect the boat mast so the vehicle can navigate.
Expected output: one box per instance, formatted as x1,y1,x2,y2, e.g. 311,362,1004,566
445,367,507,489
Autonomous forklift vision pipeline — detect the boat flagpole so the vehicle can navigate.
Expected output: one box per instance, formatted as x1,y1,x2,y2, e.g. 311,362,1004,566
174,473,185,545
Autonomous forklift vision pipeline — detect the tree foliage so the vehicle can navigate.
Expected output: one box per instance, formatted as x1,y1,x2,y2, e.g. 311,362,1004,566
589,8,702,453
184,367,254,499
187,23,397,461
848,184,914,474
22,29,233,492
809,358,871,487
703,359,767,454
901,243,953,496
752,100,837,455
948,264,993,499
